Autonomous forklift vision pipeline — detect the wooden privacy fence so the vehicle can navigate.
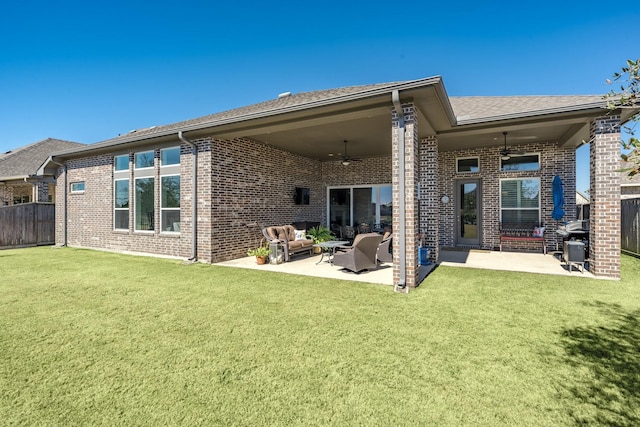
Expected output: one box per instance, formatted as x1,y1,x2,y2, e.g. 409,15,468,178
622,198,640,256
0,203,55,248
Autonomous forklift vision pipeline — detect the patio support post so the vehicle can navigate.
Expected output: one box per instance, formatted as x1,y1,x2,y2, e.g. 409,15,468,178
420,136,439,263
589,115,621,278
392,94,420,289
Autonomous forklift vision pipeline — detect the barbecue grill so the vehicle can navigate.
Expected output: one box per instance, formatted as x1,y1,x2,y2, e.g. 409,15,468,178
556,220,589,270
556,220,588,239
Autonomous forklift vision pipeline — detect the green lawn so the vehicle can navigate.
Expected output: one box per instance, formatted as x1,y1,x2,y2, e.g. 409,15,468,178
1,247,639,426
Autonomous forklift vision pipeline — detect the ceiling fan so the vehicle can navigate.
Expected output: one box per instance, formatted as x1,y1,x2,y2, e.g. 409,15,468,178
500,132,525,160
339,140,362,166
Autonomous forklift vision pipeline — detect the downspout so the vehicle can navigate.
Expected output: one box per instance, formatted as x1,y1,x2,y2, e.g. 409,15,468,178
50,159,67,246
392,90,406,290
178,131,198,261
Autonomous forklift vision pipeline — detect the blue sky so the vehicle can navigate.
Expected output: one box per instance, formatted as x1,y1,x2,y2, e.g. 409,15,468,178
1,1,637,192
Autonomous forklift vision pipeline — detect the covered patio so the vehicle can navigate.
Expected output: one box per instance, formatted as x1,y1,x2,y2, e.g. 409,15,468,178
215,248,596,286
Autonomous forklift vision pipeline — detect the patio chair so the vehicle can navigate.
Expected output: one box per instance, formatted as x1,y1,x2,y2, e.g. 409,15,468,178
376,232,392,263
357,223,371,234
332,233,383,273
342,225,356,241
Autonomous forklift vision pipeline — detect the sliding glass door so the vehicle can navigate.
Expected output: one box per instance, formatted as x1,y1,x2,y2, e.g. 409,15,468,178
327,185,392,231
329,188,351,227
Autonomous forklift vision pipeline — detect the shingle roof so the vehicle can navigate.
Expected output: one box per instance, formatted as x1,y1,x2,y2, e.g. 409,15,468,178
449,95,606,123
47,77,612,160
0,138,84,178
620,160,640,185
97,90,605,145
95,81,410,146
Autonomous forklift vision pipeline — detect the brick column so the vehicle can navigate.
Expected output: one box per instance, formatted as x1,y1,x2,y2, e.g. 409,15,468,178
392,102,419,288
589,116,621,278
420,136,439,263
54,166,67,245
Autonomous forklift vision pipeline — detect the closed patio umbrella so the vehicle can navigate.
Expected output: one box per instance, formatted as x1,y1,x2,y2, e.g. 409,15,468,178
552,175,565,251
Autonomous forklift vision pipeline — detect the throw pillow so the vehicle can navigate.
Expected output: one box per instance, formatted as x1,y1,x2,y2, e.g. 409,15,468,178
294,229,306,241
532,226,545,238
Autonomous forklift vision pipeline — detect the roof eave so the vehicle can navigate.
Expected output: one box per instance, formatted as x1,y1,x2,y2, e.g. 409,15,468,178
0,174,29,182
454,101,610,126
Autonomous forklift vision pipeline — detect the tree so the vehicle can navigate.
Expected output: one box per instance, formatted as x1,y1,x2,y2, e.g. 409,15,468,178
605,59,640,176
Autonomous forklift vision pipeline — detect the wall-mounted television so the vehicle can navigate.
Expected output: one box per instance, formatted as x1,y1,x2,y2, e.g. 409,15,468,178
294,187,310,205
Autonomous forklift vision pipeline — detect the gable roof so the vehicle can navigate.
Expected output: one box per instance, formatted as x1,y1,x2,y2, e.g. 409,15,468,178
0,138,84,180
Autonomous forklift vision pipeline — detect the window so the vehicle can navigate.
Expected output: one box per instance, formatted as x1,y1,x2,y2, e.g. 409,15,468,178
70,182,85,193
500,178,540,224
161,176,180,231
501,154,539,172
119,147,181,233
160,146,181,232
161,147,180,166
457,157,479,173
135,151,154,169
114,155,129,171
135,177,155,231
114,179,129,230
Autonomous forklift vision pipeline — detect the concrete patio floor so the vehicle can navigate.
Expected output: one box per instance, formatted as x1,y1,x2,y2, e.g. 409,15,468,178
214,247,595,286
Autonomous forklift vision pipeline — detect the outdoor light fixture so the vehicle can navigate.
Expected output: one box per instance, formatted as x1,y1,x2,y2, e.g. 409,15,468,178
500,132,511,161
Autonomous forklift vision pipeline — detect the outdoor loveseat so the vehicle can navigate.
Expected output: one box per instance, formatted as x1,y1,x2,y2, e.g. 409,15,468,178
262,225,314,262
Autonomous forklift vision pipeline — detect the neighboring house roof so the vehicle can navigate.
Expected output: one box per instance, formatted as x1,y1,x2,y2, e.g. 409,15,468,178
0,138,84,180
576,190,590,205
619,160,640,187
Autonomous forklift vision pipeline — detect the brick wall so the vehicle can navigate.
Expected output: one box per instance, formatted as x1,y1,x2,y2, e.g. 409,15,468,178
209,137,324,262
54,135,393,263
437,141,575,252
419,136,439,262
589,116,621,278
56,143,196,259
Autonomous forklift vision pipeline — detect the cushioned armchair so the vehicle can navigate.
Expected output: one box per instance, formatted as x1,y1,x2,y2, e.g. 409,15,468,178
333,233,383,273
376,232,392,264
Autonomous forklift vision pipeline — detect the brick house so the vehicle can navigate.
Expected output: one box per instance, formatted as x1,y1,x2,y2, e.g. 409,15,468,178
37,77,640,285
1,138,84,205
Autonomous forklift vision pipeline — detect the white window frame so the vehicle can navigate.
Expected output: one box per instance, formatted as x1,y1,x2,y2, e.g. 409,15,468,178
114,154,129,171
159,147,181,233
499,177,541,224
113,178,130,231
160,174,180,233
70,182,85,193
160,147,181,167
133,150,155,232
134,150,155,170
456,156,480,173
